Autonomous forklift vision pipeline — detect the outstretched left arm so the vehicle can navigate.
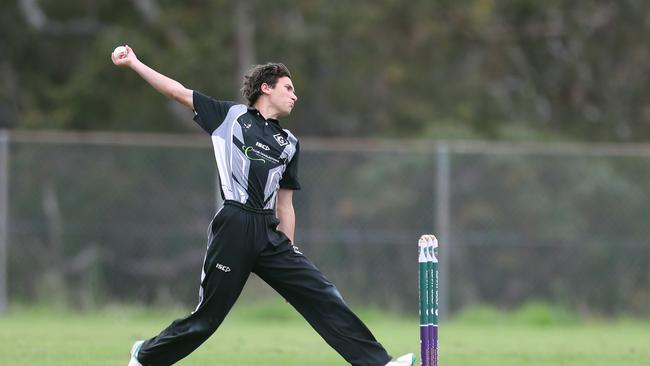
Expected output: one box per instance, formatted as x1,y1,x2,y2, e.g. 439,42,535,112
276,189,295,242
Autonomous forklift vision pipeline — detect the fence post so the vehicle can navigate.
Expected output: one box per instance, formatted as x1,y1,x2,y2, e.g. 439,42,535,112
0,130,9,315
435,142,451,322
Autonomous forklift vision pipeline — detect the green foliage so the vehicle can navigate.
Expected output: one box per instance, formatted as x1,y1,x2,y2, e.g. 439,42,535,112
451,304,508,324
4,1,650,140
453,301,581,326
512,300,581,326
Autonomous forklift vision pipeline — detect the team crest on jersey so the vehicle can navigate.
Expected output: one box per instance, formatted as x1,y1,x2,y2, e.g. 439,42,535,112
239,117,253,129
273,133,288,147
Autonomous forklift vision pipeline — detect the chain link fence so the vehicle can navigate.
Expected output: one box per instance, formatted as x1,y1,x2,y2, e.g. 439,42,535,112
0,131,648,317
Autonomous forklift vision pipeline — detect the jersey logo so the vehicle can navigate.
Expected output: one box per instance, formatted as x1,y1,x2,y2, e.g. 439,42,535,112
273,133,288,147
216,263,231,272
243,146,266,163
239,117,253,129
242,145,281,164
256,141,270,151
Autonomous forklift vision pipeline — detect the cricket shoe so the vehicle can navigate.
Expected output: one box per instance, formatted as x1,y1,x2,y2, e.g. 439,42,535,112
127,340,144,366
385,353,416,366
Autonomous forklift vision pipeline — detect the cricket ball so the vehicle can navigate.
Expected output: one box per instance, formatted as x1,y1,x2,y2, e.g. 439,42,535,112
113,46,128,59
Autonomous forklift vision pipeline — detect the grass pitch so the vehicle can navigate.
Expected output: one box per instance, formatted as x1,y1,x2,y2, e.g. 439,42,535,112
0,301,648,366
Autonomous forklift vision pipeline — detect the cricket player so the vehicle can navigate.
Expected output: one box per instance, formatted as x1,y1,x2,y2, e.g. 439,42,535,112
111,45,415,366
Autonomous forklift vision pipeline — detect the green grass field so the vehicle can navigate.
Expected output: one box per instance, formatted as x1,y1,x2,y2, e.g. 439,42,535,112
0,301,648,366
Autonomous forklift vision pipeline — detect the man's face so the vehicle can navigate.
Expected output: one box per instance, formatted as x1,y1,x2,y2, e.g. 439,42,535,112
264,76,297,118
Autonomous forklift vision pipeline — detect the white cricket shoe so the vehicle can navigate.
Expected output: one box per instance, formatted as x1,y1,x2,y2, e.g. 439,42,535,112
127,340,144,366
385,353,416,366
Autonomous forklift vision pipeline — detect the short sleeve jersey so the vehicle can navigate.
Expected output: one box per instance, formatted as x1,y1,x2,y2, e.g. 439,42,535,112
193,91,300,210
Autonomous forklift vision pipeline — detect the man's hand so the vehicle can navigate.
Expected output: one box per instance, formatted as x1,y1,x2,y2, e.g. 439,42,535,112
111,45,138,69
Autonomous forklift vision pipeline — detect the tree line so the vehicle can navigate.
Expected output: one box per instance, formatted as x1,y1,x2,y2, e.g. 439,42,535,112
2,0,650,141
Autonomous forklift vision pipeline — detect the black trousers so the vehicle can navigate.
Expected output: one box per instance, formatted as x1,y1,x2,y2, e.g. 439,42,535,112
137,200,391,366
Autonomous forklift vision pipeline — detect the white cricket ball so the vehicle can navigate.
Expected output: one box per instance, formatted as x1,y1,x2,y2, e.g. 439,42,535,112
113,46,128,59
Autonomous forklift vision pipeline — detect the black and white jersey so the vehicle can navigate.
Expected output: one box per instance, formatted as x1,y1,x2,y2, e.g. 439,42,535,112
193,91,300,210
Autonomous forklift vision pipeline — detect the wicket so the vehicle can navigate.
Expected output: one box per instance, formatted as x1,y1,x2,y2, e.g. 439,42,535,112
418,234,439,366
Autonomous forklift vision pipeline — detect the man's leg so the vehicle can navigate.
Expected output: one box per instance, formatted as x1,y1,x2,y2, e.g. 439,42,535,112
136,208,255,366
253,242,392,366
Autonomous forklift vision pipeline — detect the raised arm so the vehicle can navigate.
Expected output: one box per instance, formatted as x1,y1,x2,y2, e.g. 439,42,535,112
111,45,193,109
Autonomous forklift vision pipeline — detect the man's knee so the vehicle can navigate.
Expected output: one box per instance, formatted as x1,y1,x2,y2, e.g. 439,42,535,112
327,285,345,302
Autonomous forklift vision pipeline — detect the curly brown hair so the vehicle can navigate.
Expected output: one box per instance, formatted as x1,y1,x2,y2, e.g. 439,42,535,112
241,63,292,106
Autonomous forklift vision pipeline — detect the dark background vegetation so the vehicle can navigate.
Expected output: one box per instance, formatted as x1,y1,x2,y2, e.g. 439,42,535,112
1,1,649,317
3,0,650,140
